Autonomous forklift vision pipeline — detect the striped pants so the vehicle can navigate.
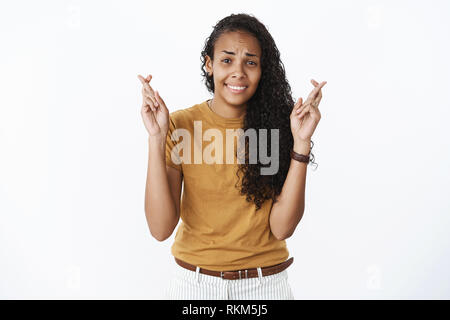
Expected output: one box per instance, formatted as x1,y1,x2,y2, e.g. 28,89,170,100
164,262,295,300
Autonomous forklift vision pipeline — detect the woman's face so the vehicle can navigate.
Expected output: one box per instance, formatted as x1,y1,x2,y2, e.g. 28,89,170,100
206,30,262,108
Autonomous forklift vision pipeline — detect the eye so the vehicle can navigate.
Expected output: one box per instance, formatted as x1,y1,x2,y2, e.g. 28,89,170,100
221,58,257,66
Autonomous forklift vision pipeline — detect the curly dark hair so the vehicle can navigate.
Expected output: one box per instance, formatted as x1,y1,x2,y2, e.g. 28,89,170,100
200,13,317,211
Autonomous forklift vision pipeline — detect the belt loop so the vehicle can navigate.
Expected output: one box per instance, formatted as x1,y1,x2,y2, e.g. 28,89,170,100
195,266,200,284
257,267,263,285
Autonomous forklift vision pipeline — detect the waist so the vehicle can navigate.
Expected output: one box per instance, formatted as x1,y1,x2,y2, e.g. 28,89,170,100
174,257,294,280
171,229,289,271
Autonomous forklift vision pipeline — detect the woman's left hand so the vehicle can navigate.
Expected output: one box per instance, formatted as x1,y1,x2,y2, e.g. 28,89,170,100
290,79,327,143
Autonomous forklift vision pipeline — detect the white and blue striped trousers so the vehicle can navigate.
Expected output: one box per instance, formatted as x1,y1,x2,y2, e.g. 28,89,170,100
164,262,295,300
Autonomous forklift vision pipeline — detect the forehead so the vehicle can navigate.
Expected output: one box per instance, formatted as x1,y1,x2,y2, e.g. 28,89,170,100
214,31,261,56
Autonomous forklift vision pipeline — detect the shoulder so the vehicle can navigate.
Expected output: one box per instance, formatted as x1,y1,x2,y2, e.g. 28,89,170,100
169,101,206,126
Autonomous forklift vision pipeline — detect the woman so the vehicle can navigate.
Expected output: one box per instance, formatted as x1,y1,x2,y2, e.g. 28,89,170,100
138,13,326,300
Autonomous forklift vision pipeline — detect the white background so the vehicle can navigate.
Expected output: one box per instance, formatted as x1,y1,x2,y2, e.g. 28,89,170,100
1,0,449,299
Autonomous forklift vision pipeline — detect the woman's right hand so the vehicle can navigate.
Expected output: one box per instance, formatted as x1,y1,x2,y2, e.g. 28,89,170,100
138,74,169,139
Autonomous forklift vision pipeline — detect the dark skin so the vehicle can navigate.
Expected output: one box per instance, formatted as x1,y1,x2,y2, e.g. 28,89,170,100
138,41,326,143
138,74,169,139
137,32,327,241
205,30,262,119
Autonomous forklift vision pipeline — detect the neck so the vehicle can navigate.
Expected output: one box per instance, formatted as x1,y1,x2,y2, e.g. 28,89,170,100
209,97,246,119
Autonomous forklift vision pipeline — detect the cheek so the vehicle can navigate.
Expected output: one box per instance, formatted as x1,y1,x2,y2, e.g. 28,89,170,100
213,72,226,86
214,69,224,78
252,68,262,81
251,72,262,88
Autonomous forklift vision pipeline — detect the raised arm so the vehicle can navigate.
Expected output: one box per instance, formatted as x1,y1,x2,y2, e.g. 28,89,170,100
139,74,182,241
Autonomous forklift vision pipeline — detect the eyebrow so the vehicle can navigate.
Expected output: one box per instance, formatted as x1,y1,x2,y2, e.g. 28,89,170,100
221,50,258,57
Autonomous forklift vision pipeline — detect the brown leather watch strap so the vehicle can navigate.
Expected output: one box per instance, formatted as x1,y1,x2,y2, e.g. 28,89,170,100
290,149,310,163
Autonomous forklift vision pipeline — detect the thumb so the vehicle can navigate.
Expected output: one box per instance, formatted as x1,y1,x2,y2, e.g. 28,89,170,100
147,108,158,125
142,104,157,125
155,90,168,112
291,97,303,116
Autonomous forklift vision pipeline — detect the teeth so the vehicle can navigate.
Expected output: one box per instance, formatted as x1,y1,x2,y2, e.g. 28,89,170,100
227,84,246,90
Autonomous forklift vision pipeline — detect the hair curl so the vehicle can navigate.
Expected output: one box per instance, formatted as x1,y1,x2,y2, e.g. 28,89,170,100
200,13,317,211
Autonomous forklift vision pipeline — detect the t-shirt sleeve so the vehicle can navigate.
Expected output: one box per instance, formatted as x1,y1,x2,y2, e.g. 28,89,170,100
165,114,182,171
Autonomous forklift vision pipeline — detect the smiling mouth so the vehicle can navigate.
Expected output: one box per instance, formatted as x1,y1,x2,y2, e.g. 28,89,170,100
225,83,248,93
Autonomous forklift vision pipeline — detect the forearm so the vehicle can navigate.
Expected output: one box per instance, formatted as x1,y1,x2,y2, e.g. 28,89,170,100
144,137,178,240
269,140,310,240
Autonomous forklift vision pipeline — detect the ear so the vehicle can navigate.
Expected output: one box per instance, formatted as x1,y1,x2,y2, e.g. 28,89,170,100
205,55,213,75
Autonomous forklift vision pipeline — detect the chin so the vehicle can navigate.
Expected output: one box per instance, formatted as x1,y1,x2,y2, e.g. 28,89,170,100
224,88,254,103
223,96,250,107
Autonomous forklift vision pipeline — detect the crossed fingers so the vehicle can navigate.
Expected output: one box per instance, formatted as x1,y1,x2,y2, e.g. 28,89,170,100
295,79,327,119
138,74,159,111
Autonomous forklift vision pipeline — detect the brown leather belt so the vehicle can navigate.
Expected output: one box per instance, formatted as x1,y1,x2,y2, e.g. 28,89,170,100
174,257,294,280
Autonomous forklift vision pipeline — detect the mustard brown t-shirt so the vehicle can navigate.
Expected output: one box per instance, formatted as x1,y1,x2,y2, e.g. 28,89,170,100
165,100,289,271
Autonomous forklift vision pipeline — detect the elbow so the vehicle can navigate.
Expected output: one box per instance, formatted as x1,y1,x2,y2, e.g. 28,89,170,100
150,229,171,242
145,207,177,242
271,212,304,241
146,215,174,242
271,224,294,240
273,230,293,241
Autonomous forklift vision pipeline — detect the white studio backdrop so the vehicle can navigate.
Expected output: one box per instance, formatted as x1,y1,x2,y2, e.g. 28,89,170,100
0,0,449,299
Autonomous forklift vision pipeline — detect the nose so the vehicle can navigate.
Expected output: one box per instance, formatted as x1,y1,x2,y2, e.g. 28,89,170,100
231,62,246,79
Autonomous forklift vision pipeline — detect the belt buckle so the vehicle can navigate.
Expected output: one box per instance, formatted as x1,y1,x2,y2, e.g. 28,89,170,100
221,269,248,280
238,269,248,279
